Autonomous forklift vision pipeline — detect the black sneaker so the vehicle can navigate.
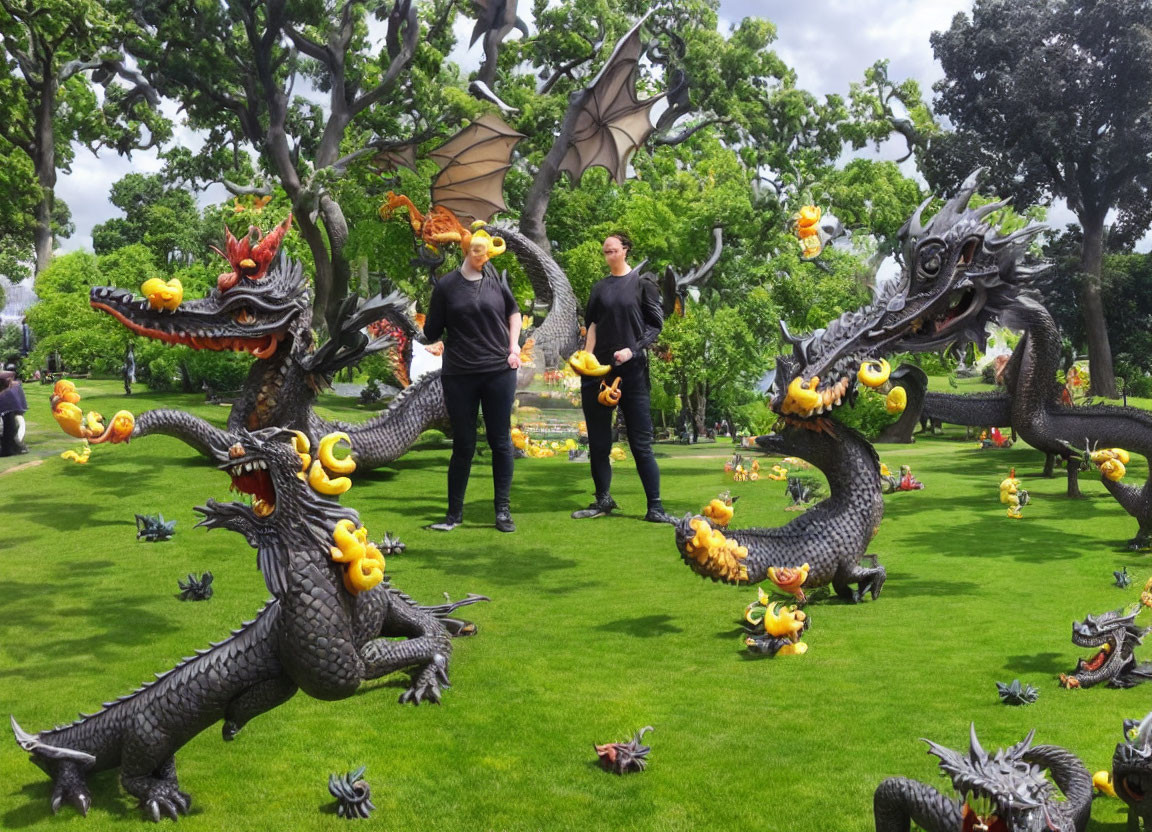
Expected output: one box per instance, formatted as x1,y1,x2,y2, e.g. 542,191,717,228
429,515,462,531
571,495,618,519
495,508,516,533
643,503,674,524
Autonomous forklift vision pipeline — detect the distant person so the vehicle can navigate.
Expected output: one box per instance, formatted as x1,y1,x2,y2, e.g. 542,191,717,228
0,369,28,456
123,343,136,396
572,232,671,523
423,226,522,533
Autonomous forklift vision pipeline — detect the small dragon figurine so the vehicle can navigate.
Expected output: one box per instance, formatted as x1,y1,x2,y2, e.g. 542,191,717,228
874,724,1093,831
1059,607,1152,689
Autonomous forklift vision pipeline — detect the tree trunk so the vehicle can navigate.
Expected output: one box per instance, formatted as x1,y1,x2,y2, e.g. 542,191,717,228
1078,216,1117,398
33,187,54,276
32,78,58,275
519,91,586,251
690,382,707,436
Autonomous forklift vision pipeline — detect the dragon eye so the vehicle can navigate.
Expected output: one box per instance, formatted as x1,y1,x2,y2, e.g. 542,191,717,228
918,244,944,278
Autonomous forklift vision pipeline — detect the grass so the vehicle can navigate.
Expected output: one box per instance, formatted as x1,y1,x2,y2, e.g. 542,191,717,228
1,379,1148,830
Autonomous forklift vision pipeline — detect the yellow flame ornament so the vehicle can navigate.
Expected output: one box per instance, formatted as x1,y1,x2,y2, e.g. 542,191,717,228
329,519,385,595
141,277,183,311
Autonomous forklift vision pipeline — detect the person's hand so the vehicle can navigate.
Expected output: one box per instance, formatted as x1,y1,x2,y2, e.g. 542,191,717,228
508,350,522,369
425,341,444,356
613,347,633,365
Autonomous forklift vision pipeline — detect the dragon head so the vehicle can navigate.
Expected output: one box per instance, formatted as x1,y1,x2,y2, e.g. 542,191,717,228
925,725,1055,832
768,170,1045,424
89,216,308,361
1061,608,1148,688
194,426,359,598
1114,711,1152,814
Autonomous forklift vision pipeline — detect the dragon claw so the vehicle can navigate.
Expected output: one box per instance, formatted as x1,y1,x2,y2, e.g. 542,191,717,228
139,782,191,822
50,780,92,817
399,655,449,706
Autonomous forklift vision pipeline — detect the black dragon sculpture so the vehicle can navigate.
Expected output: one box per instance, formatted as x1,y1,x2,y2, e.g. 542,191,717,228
873,724,1093,832
1059,607,1152,689
84,217,447,468
1114,711,1152,831
673,170,1045,602
11,426,482,820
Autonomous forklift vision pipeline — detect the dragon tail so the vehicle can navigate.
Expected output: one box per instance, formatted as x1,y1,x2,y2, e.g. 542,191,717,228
11,715,96,765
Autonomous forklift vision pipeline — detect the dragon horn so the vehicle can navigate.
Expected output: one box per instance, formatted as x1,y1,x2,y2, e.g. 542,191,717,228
967,723,986,762
778,319,802,345
902,195,934,239
1136,711,1152,750
1009,728,1037,756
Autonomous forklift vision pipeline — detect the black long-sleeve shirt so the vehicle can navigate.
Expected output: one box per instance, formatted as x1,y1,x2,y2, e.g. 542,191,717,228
423,267,519,375
584,268,663,365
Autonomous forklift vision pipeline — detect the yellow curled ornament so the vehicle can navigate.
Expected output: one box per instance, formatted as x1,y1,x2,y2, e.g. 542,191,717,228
598,377,622,407
140,277,183,311
885,386,908,414
309,460,352,495
858,358,891,388
317,431,356,474
568,350,611,377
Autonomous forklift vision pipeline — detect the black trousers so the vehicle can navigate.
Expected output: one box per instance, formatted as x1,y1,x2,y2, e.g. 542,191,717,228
0,411,22,456
580,357,661,505
442,367,517,517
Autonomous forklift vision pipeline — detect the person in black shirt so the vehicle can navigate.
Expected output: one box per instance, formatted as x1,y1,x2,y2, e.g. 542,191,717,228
423,226,522,532
572,232,672,523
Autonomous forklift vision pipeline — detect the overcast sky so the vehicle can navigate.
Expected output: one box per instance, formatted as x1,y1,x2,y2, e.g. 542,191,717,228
56,0,1095,254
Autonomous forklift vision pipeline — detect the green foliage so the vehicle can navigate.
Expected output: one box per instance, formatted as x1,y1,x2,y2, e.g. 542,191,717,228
0,323,25,366
831,388,898,439
0,0,171,270
844,59,940,165
92,173,208,266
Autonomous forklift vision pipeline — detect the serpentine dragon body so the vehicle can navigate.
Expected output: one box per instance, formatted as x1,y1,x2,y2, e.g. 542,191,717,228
86,218,446,466
673,171,1046,602
11,426,479,820
912,288,1152,545
873,725,1092,832
84,219,580,468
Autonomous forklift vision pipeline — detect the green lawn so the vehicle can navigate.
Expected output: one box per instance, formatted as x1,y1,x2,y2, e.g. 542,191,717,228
1,380,1147,830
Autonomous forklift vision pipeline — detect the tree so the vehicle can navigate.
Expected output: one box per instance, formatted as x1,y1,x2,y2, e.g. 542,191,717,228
0,0,169,273
491,3,847,250
926,0,1152,397
92,172,209,266
121,0,456,333
0,136,39,283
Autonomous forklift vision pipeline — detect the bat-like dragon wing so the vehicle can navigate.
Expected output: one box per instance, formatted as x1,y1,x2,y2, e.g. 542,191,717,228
428,114,526,224
558,12,664,185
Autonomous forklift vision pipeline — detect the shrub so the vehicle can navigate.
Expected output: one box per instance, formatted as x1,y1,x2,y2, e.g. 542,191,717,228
359,378,384,404
832,388,898,439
